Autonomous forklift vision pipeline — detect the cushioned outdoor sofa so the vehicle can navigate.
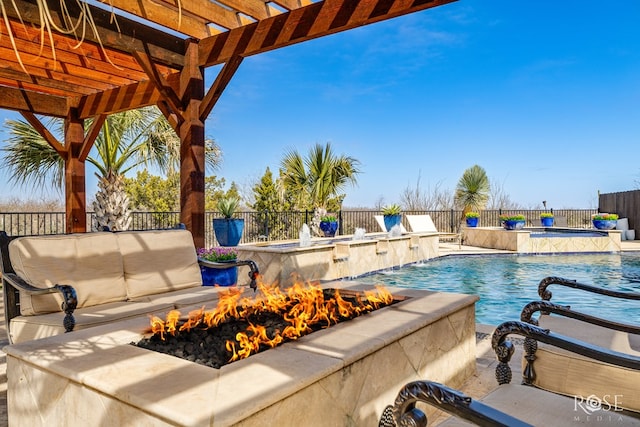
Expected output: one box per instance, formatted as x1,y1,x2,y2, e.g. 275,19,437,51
0,228,258,344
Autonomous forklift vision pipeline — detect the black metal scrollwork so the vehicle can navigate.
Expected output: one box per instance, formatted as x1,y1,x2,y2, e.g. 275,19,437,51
491,321,550,385
520,300,640,334
538,276,640,302
55,284,78,333
379,380,531,427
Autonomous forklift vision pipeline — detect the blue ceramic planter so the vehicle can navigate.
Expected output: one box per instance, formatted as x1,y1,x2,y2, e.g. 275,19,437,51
383,214,402,232
592,219,616,230
465,217,479,227
213,218,245,246
201,264,238,287
502,219,526,230
319,220,338,237
540,217,554,227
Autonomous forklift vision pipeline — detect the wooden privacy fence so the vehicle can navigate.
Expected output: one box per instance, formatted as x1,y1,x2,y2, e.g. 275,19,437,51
599,190,640,233
0,209,598,247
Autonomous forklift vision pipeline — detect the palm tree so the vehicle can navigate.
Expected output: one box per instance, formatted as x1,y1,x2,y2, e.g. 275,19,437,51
454,164,490,223
280,142,360,235
1,106,222,230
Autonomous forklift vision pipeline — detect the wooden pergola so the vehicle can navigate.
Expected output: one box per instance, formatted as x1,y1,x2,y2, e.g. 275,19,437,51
0,0,454,247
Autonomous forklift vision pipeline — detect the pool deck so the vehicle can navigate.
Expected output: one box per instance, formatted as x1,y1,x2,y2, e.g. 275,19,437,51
0,240,639,426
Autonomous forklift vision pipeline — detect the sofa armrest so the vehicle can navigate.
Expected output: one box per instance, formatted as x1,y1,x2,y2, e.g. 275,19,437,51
198,258,260,291
538,276,640,302
520,300,640,334
3,272,78,334
378,380,530,427
491,320,640,386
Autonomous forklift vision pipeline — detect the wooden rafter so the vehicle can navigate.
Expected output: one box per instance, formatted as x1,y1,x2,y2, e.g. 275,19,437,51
80,115,107,162
95,0,226,38
133,50,185,122
200,56,244,121
3,86,70,117
9,0,186,66
199,0,456,67
19,112,67,156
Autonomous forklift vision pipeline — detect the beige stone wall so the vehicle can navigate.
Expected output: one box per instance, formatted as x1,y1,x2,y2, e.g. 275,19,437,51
463,227,622,253
6,286,477,427
237,233,439,287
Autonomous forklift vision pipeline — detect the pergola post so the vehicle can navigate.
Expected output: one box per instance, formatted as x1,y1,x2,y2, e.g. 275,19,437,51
179,40,206,248
64,110,87,233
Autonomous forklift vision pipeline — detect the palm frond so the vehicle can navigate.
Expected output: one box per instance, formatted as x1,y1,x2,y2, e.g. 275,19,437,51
0,118,64,190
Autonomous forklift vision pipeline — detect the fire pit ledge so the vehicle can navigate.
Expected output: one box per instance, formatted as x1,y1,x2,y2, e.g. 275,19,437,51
6,283,478,427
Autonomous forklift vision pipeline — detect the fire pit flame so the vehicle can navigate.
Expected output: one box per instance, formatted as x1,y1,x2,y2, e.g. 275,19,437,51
146,282,394,363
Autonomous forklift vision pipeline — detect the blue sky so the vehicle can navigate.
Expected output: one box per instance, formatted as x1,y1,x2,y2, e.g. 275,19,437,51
1,0,639,209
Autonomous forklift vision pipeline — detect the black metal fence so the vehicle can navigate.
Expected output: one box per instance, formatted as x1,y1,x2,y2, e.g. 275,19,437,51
0,209,598,247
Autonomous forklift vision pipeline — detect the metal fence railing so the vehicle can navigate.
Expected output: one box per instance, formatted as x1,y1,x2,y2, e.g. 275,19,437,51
0,209,599,247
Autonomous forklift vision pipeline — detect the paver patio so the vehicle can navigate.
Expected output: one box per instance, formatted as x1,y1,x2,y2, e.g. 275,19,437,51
1,240,638,426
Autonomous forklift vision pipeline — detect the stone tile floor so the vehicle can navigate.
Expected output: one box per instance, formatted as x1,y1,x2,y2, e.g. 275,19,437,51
0,240,638,427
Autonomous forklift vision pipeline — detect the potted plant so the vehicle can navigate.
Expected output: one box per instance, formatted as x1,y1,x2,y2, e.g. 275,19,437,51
197,247,238,287
213,196,245,246
540,212,554,227
465,212,480,227
381,204,402,232
319,215,339,237
592,213,619,230
499,214,526,230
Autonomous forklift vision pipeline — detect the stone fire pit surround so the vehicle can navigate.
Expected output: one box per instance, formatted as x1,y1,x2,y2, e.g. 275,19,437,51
6,282,477,426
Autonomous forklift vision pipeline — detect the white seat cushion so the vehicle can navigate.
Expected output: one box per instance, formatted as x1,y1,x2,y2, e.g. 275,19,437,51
524,315,640,412
127,286,240,308
439,384,640,425
116,229,202,299
9,232,127,315
9,300,175,343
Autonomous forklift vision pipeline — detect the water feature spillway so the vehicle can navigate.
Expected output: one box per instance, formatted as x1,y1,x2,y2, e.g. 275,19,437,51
236,232,440,287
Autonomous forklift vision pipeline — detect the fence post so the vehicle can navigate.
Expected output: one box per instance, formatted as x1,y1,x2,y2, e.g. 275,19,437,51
450,209,455,232
338,210,343,235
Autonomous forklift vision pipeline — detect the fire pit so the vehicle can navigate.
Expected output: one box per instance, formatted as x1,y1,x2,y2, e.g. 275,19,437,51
6,282,478,426
136,284,396,368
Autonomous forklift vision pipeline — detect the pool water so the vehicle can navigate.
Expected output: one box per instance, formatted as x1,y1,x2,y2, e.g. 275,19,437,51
358,253,640,325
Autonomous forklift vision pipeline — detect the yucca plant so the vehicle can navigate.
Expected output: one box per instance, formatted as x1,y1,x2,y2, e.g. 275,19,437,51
454,165,490,227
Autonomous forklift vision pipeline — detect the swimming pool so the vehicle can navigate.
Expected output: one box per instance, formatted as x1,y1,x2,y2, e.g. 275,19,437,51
357,253,640,325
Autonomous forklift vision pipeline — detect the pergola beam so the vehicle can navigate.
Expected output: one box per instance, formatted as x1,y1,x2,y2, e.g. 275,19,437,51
19,112,67,156
200,56,244,122
77,81,161,119
199,0,456,66
0,87,72,117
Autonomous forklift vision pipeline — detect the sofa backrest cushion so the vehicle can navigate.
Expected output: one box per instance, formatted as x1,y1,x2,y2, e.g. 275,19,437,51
116,229,201,299
9,232,127,315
